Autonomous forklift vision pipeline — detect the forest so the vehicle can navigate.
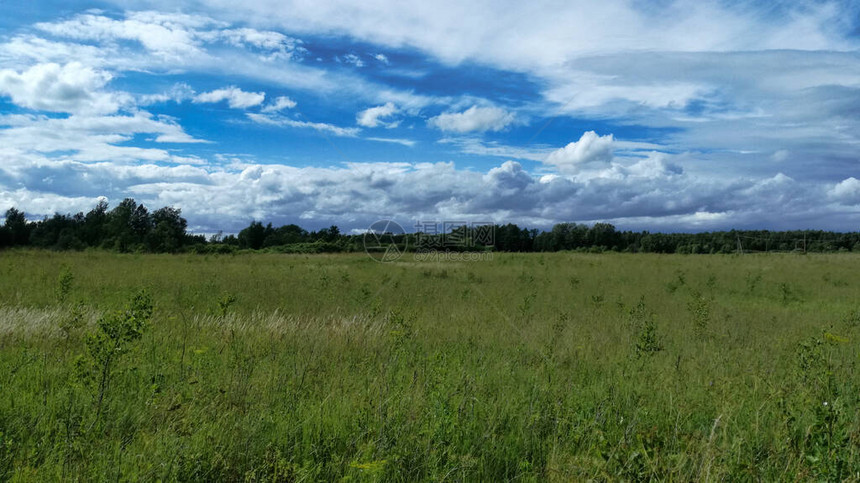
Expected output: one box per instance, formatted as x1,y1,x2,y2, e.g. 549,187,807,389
2,198,858,254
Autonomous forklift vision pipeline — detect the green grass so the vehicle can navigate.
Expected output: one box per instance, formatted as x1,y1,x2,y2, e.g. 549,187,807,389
1,250,859,480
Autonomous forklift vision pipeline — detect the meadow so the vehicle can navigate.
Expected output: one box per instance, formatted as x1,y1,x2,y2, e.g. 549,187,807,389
0,249,858,481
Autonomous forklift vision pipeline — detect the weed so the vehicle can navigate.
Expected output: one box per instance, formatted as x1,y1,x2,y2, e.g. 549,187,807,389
216,292,237,316
665,269,686,293
687,290,711,333
517,291,537,322
796,332,853,479
635,319,663,356
628,296,663,356
745,271,763,294
318,269,330,288
77,290,153,421
842,309,860,329
706,274,717,290
778,282,794,305
59,302,87,339
57,266,74,303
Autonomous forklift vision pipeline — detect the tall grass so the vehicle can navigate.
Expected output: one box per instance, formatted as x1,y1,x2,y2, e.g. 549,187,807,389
0,250,859,480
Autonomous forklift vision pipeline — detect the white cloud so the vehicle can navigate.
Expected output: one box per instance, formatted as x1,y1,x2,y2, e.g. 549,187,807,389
217,28,302,54
247,113,360,137
194,86,265,109
0,35,113,70
438,137,552,162
0,62,120,114
126,1,859,182
544,131,614,173
484,161,534,193
0,111,207,165
374,53,389,64
138,82,196,105
2,11,450,112
261,96,297,112
340,53,365,67
830,177,860,205
34,11,212,59
428,105,514,133
771,150,790,162
544,77,705,112
356,102,399,128
1,147,848,233
621,154,683,179
190,0,854,67
366,137,415,147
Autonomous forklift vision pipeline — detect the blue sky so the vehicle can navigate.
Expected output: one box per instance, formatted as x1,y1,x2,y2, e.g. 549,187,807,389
0,0,859,234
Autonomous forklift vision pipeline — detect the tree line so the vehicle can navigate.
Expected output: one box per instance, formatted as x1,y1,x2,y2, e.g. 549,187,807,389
2,199,860,254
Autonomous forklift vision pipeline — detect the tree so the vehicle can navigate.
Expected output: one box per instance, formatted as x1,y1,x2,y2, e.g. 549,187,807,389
587,223,619,250
29,213,84,250
83,199,109,246
4,208,30,246
147,207,188,252
314,225,341,243
105,199,138,251
263,224,308,247
238,221,267,249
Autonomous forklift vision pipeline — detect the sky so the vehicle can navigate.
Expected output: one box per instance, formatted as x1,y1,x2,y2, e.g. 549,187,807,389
0,0,859,234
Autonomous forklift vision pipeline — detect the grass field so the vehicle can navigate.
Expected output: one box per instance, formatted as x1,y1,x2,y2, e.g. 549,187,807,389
1,250,859,480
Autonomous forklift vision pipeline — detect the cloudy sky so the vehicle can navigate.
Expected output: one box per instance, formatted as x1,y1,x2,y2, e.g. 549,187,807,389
1,0,859,234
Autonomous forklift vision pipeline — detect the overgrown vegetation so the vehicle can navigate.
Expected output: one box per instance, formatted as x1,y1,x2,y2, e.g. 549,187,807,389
1,251,858,480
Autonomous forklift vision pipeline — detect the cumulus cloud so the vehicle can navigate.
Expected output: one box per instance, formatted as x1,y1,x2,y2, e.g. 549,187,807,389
194,86,265,109
830,177,860,205
428,105,514,133
356,102,399,128
0,62,120,114
484,161,534,193
1,145,851,233
261,96,297,112
544,131,614,173
621,154,683,179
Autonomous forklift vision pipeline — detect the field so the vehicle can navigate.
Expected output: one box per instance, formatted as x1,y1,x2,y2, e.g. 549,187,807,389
1,250,859,480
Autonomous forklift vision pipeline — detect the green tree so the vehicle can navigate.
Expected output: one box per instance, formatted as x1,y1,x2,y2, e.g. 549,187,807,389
147,206,188,252
4,208,30,246
83,199,109,246
238,221,267,249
